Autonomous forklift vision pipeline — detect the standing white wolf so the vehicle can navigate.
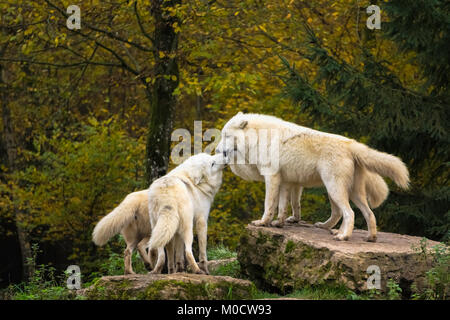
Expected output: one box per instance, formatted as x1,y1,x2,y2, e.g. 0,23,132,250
216,112,409,242
92,190,154,274
147,153,225,274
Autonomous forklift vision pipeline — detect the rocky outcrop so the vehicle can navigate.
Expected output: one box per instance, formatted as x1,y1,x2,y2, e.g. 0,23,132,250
79,273,255,300
237,223,443,296
208,258,237,274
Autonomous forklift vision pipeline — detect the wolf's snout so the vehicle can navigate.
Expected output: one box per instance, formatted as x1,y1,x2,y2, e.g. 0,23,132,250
215,146,227,157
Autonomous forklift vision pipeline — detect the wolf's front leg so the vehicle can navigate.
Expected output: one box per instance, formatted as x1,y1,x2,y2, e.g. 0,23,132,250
124,244,136,275
181,222,205,274
137,237,152,271
196,217,209,274
252,173,281,227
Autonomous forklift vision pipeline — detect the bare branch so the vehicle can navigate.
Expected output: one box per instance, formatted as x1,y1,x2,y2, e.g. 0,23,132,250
0,57,123,69
134,1,155,46
49,19,141,76
44,0,154,53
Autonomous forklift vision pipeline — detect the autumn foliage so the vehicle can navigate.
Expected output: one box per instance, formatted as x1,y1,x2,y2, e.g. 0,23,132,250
0,0,448,286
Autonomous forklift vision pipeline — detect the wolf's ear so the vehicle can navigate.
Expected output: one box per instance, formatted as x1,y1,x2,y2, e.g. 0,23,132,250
237,111,243,115
238,120,248,129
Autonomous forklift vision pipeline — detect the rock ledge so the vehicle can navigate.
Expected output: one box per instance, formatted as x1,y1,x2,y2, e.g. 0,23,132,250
237,223,443,295
80,273,255,300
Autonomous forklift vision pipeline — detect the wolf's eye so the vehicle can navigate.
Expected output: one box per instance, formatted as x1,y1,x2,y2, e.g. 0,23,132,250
211,161,215,167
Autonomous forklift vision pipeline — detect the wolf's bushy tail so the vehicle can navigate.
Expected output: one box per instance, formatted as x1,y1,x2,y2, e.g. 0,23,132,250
92,193,141,246
365,171,389,208
350,142,410,190
147,204,179,250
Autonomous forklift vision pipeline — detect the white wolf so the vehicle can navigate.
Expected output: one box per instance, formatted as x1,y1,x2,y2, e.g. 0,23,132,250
92,190,154,274
147,153,225,274
216,112,409,242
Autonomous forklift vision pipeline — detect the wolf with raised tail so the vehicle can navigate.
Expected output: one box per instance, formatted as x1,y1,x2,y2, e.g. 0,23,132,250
92,190,154,274
216,112,409,242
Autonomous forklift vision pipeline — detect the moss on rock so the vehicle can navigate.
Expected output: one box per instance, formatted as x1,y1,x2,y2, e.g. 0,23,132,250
82,273,256,300
237,224,445,297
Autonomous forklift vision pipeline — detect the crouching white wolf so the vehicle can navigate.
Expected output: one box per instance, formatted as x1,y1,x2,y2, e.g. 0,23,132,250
92,190,154,274
147,153,225,274
216,112,409,242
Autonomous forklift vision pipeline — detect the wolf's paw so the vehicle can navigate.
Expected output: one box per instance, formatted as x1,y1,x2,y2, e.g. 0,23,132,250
366,235,377,242
271,220,285,228
144,263,152,271
333,234,349,241
176,262,185,273
168,268,175,274
124,270,136,275
149,270,160,275
199,262,210,275
286,216,300,224
251,219,269,227
330,229,339,235
314,222,328,229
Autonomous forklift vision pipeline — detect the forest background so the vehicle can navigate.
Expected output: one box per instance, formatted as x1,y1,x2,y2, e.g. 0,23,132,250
0,0,448,287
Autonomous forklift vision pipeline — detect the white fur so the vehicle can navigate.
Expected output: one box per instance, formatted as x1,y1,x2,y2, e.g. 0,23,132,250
147,153,224,274
216,112,408,242
92,190,153,274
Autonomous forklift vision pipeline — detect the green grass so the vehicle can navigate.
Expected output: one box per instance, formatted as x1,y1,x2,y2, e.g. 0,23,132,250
207,244,237,260
1,256,75,299
210,259,241,278
254,285,355,300
4,243,447,300
207,245,241,278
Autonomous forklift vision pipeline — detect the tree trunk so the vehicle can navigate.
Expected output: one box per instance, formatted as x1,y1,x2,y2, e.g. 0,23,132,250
0,60,34,281
145,0,181,185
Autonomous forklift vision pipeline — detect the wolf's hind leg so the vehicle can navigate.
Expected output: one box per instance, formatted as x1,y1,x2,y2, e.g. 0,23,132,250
166,239,176,274
319,163,355,241
351,194,377,242
137,237,152,271
148,248,158,270
150,247,166,274
351,167,377,242
314,198,342,233
123,231,138,274
175,234,185,272
330,200,354,241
